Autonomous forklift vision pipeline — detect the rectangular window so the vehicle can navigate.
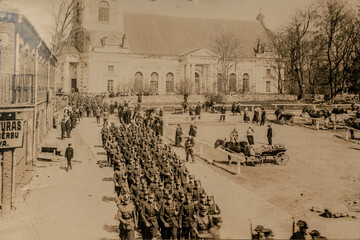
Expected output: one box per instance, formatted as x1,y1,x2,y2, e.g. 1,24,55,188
266,69,271,76
266,81,271,92
107,80,114,92
108,65,114,72
99,8,109,22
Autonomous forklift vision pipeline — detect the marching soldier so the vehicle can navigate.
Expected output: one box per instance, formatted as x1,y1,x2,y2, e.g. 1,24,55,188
179,193,196,240
159,193,179,239
290,220,308,240
116,192,137,240
194,205,213,239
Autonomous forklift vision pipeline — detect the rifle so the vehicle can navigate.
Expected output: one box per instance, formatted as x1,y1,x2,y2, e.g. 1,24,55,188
249,219,253,240
292,217,295,235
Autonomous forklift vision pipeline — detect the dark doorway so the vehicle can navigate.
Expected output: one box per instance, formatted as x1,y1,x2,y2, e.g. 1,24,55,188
71,79,77,92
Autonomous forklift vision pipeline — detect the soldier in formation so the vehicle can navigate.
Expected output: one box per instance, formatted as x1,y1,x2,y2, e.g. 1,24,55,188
98,106,221,239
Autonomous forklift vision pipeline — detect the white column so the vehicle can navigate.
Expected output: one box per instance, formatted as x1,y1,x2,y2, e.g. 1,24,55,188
63,61,70,93
186,63,190,80
191,64,195,93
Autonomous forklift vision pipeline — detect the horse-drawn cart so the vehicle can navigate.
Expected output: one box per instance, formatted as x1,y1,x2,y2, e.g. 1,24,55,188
251,144,289,166
278,113,295,126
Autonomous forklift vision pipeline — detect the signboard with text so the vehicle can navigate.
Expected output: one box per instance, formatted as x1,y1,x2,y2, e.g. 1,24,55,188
0,120,24,149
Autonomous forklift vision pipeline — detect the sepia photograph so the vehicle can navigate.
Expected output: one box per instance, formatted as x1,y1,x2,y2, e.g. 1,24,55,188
0,0,360,239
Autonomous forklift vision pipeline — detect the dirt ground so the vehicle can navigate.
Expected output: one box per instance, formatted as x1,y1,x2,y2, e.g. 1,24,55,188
172,113,360,239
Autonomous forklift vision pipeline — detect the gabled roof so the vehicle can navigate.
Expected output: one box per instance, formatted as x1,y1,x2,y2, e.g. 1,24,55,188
123,13,268,58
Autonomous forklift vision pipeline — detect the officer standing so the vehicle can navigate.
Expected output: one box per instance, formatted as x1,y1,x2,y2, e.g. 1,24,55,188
65,143,74,172
185,137,195,163
247,126,255,145
220,105,226,121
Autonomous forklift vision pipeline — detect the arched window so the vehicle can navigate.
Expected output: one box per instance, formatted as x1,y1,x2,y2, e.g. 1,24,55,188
229,73,237,92
99,1,110,22
150,72,159,92
166,72,174,92
134,72,143,92
217,73,223,93
243,73,250,92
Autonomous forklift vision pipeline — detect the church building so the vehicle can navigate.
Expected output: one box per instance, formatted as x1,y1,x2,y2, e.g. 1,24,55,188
57,0,282,95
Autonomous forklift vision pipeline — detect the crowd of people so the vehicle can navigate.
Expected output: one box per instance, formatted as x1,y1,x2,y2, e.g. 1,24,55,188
63,93,331,240
100,106,222,239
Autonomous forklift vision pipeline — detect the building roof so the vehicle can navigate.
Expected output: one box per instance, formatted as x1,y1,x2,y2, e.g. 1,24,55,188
123,13,268,58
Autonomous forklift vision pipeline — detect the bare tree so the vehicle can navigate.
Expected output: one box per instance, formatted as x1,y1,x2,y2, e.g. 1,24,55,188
315,0,358,99
175,78,193,101
50,0,79,57
212,32,242,95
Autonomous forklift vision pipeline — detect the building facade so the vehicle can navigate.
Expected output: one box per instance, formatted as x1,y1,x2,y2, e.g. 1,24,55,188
0,9,56,214
58,0,282,95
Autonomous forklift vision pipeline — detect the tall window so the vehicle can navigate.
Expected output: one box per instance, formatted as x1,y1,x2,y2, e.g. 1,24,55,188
134,72,143,92
99,1,110,22
229,73,237,92
243,73,250,92
217,73,223,93
266,81,271,92
150,72,159,92
107,79,114,92
266,69,271,76
166,73,174,92
108,65,114,72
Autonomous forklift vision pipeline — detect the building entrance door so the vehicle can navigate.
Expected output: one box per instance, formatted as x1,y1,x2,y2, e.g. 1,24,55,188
71,79,77,92
195,72,201,94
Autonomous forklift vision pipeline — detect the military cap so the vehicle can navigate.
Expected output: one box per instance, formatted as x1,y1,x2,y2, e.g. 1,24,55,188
200,192,207,199
297,220,308,229
189,175,195,179
254,225,264,232
179,192,185,197
310,230,320,237
262,228,274,237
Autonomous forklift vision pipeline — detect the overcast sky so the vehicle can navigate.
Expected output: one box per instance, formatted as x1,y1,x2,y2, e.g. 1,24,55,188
2,0,359,44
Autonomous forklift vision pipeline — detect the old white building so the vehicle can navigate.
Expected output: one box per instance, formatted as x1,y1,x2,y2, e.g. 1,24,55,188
57,0,282,95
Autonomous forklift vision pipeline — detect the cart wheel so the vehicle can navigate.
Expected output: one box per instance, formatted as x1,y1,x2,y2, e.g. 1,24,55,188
290,118,295,126
275,152,289,165
279,117,286,125
255,155,264,165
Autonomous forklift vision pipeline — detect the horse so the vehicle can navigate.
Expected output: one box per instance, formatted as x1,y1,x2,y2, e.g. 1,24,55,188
214,139,248,165
301,106,330,119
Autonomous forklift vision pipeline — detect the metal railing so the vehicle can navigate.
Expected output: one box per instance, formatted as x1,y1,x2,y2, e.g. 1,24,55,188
0,73,34,105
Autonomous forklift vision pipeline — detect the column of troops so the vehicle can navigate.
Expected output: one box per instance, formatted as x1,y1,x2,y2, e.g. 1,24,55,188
101,111,222,240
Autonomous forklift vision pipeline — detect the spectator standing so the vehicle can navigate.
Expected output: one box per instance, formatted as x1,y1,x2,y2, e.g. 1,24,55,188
267,124,273,145
246,126,255,145
65,143,74,172
195,102,201,119
260,108,266,125
220,105,226,121
175,124,183,147
60,118,66,139
244,107,249,123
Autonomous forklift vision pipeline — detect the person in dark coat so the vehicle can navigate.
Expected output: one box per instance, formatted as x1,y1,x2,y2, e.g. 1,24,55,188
290,220,308,240
189,123,197,137
65,143,74,172
175,124,183,147
195,102,201,119
231,102,236,115
66,118,71,138
220,105,226,121
260,108,266,126
267,124,273,145
60,118,66,139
